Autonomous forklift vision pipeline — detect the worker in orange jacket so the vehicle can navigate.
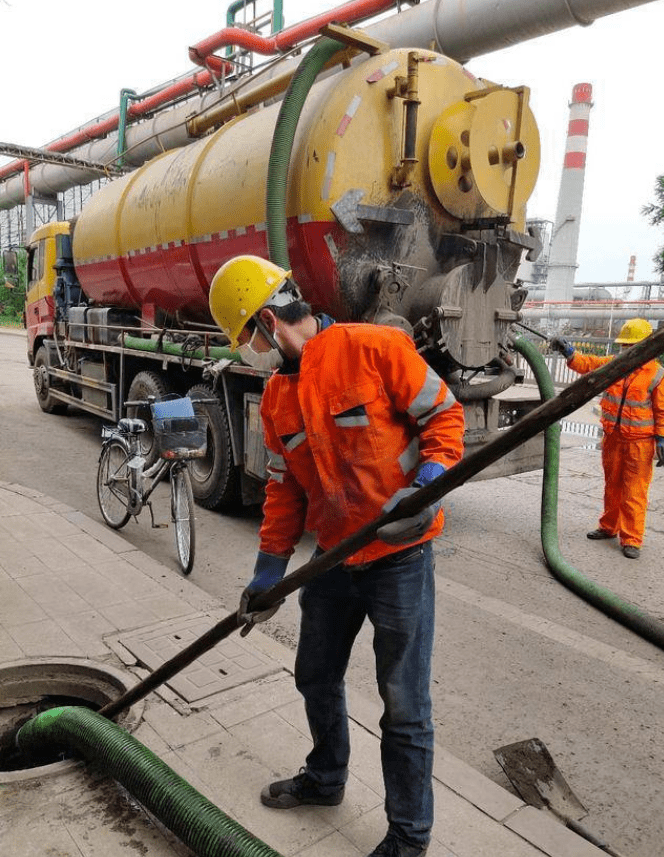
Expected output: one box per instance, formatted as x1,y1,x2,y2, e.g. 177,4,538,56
209,255,465,857
551,318,664,559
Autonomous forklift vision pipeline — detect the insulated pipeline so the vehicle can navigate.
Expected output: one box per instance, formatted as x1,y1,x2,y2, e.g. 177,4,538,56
17,706,284,857
512,333,664,650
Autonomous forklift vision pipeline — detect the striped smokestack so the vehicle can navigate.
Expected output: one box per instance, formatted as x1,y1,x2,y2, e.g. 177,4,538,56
544,83,593,316
627,254,636,281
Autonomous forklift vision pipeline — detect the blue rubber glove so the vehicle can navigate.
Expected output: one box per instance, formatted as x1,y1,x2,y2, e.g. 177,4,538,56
549,336,575,359
656,435,664,468
239,551,288,636
377,462,446,546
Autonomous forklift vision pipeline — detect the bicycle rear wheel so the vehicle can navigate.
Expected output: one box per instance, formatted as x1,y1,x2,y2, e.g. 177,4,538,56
97,439,132,529
171,464,195,575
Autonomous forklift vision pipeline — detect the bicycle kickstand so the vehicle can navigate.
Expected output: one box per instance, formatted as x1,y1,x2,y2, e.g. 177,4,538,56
147,501,169,529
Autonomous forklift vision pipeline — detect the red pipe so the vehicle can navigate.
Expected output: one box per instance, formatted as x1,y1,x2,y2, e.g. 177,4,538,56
189,0,396,65
1,0,394,185
0,68,226,182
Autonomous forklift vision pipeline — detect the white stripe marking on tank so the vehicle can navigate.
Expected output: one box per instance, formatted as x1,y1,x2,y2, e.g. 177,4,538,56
322,152,336,201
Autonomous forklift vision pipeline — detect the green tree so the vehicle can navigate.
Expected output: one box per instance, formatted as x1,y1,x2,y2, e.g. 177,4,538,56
642,175,664,276
0,248,27,326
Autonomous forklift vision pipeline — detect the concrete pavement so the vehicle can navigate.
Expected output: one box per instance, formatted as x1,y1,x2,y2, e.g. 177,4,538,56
0,478,615,857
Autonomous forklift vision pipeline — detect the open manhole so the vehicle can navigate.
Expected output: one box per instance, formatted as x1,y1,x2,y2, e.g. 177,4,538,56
0,658,143,782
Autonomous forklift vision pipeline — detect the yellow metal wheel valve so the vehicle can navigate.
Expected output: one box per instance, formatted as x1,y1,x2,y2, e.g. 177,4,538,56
428,87,540,222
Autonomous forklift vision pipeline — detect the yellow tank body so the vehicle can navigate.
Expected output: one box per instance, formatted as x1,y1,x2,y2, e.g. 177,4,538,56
73,47,539,366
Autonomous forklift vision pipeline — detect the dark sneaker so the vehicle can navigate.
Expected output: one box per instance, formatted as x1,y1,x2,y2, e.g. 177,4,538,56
587,529,615,540
260,770,344,809
623,545,640,559
367,835,428,856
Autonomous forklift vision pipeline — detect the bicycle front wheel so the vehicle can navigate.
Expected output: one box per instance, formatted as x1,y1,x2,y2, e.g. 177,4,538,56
171,465,195,575
97,439,132,529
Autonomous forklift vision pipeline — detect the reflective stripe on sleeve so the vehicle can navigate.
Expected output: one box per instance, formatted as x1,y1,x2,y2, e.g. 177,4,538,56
267,448,286,471
267,446,287,482
648,367,664,393
399,437,420,475
407,368,444,420
417,388,458,426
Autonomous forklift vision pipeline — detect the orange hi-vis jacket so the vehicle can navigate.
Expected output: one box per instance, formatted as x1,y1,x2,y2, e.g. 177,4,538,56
567,352,664,439
258,323,465,566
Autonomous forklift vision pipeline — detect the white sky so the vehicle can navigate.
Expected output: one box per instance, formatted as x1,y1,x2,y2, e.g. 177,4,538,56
1,0,663,285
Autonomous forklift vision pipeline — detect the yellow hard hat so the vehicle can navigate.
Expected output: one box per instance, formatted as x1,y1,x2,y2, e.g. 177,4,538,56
209,255,294,348
614,318,653,345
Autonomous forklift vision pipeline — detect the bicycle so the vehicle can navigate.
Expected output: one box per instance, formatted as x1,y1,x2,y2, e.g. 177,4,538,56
96,396,209,575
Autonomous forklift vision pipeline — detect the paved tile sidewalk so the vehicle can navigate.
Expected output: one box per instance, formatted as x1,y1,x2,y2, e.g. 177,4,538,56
0,480,606,856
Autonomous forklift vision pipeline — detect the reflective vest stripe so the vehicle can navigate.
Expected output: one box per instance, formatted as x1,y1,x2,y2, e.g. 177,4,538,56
648,366,664,394
604,392,653,409
604,412,654,429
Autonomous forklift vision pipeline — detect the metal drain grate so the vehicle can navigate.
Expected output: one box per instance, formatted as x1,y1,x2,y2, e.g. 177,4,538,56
116,614,281,703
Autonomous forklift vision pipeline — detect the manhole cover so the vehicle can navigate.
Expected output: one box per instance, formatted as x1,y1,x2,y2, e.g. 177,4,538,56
115,614,281,704
0,658,142,782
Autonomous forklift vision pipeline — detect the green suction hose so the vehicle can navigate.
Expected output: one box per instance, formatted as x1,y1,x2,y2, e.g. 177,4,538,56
513,333,664,649
266,37,346,269
17,706,283,857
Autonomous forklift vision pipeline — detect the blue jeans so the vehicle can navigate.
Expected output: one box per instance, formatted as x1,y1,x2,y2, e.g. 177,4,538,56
295,541,435,848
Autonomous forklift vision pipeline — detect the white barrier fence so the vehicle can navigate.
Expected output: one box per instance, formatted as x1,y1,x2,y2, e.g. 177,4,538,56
560,420,602,441
513,351,602,444
515,352,580,387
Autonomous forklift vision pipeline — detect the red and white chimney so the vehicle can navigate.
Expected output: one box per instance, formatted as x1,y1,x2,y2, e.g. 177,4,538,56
627,254,636,282
545,83,593,311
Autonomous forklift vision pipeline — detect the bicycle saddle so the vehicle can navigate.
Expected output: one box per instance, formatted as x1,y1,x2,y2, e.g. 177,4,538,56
118,418,148,434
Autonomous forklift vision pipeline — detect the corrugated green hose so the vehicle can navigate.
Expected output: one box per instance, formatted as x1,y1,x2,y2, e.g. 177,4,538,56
266,37,345,268
17,706,283,857
123,334,241,363
513,333,664,649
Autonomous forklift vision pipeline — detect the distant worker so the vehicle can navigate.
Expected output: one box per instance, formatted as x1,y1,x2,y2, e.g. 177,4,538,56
551,319,664,559
209,255,465,857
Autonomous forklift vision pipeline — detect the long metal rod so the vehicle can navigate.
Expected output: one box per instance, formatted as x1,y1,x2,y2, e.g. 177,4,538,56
99,326,664,720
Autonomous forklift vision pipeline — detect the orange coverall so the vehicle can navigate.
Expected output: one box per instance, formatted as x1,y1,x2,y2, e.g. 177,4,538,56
567,351,664,547
258,323,465,566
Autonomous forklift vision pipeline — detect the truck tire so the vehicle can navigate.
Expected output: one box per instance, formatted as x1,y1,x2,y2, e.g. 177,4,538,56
33,346,68,414
187,383,240,511
126,370,171,469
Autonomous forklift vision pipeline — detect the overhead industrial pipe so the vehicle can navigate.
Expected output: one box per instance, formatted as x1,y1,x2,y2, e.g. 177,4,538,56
1,0,659,208
523,305,664,321
0,67,228,183
189,0,396,69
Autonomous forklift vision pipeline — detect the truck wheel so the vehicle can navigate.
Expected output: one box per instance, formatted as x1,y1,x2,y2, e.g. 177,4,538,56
126,370,171,468
33,346,68,414
188,384,240,511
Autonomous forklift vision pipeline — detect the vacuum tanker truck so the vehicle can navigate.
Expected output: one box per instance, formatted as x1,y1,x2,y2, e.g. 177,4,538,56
23,13,549,511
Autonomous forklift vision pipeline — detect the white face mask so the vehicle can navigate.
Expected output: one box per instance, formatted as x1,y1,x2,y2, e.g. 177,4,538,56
237,340,283,371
